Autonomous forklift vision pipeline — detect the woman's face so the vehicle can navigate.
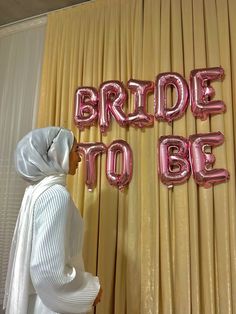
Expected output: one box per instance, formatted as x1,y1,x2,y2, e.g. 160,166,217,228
68,139,81,175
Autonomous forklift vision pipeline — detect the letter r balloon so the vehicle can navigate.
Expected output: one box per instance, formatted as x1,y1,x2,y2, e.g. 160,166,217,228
99,81,127,133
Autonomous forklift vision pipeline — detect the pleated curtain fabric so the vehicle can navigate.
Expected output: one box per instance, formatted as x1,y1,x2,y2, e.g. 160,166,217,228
37,0,236,313
0,19,46,308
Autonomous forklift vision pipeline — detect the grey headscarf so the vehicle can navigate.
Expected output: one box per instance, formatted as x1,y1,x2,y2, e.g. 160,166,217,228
15,126,74,182
4,126,75,314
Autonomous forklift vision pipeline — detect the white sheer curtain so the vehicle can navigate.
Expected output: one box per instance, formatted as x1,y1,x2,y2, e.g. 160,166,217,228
0,17,46,308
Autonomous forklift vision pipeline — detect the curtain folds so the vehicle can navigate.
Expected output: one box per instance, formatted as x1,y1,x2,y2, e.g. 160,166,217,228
37,0,236,313
0,19,46,306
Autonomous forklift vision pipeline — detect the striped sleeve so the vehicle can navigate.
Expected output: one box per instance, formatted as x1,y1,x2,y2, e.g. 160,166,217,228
30,185,100,314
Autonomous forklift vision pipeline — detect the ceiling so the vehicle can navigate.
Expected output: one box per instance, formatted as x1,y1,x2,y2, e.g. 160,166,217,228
0,0,90,26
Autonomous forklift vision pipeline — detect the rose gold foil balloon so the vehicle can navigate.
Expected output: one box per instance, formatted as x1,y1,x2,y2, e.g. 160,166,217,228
190,67,226,120
126,79,154,128
74,87,98,130
189,132,230,187
99,81,128,133
106,140,133,190
78,142,106,191
155,72,189,123
158,136,191,188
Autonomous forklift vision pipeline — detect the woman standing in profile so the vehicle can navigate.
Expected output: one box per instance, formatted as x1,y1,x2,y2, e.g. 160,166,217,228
3,127,102,314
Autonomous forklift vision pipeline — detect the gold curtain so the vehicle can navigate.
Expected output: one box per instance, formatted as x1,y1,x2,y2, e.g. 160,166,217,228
37,0,236,313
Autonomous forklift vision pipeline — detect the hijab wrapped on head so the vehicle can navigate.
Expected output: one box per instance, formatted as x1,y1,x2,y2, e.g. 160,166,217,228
4,126,75,314
15,126,74,182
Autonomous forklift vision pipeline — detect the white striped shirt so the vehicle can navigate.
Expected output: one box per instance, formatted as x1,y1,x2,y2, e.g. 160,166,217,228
29,184,99,314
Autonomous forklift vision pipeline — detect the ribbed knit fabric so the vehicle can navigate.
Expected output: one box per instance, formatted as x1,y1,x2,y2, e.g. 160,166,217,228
29,184,99,314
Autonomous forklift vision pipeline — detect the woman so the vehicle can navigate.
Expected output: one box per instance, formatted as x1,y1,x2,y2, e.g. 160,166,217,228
3,127,102,314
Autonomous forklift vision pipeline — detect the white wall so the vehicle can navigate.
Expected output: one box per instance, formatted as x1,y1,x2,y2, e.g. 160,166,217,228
0,17,46,308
